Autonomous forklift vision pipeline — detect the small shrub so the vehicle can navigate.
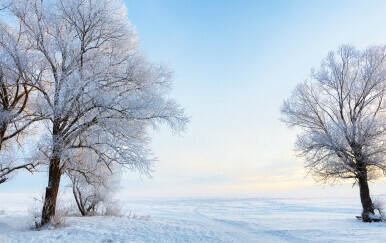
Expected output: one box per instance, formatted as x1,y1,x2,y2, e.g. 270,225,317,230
28,196,44,229
50,204,70,228
101,201,123,217
126,210,151,220
372,196,385,220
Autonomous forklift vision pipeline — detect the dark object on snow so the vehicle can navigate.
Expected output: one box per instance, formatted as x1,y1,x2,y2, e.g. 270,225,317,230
356,216,383,222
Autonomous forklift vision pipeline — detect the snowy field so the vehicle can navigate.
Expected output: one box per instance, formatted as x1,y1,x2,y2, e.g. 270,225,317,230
0,193,385,243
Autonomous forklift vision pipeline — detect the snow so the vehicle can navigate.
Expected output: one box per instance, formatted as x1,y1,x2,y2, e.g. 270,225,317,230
0,193,385,242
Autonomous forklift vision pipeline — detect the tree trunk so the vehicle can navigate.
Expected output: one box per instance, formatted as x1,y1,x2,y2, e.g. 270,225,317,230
41,156,62,226
73,183,86,216
358,171,374,222
0,124,7,150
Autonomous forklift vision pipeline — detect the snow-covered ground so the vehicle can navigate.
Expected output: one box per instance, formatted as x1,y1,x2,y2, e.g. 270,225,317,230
0,193,385,242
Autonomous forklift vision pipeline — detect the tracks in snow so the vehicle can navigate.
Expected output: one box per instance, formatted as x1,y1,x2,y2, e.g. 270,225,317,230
193,204,305,243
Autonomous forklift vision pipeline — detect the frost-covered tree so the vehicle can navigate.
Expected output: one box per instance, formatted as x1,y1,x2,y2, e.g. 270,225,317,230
66,154,120,216
0,19,42,183
6,0,188,226
281,45,386,222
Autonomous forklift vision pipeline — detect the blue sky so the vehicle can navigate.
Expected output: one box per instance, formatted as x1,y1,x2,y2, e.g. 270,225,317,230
3,0,386,197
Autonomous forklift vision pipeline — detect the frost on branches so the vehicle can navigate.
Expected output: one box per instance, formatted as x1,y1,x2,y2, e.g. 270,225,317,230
66,154,121,217
0,18,42,183
281,45,386,222
3,0,188,226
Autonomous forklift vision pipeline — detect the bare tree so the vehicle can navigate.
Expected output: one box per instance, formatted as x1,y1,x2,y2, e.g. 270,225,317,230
6,0,188,226
281,45,386,222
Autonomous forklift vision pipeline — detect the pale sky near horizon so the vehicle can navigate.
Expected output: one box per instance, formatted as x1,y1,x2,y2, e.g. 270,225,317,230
2,0,386,198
